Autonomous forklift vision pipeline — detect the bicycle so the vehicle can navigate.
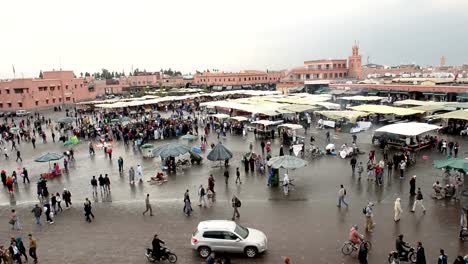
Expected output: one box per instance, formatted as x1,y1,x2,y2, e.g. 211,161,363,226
341,240,372,255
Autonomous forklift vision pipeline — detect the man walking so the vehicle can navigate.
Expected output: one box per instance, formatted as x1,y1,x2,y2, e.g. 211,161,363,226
62,188,72,208
224,170,230,184
22,168,30,184
337,184,348,207
411,188,426,213
399,159,406,179
118,156,124,173
415,241,426,264
98,174,105,194
104,174,111,193
198,185,207,207
84,198,95,222
91,176,98,196
16,150,22,162
31,204,42,226
142,194,153,216
409,175,416,195
350,157,357,176
235,167,242,184
28,234,38,263
231,195,241,220
364,202,375,232
358,242,369,264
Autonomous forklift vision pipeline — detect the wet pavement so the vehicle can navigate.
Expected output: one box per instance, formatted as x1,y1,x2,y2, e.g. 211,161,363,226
0,110,467,263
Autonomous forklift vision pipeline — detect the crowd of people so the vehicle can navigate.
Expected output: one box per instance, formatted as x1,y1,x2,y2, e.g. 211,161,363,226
0,100,466,263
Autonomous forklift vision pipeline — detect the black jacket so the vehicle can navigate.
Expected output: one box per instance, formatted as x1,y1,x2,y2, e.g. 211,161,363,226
416,246,426,264
358,243,368,262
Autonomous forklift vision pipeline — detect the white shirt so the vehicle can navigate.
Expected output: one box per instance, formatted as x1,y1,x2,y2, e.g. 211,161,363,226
338,188,346,197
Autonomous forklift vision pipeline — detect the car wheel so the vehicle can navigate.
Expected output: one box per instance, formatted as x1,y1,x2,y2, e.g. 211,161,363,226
198,246,211,258
245,246,258,258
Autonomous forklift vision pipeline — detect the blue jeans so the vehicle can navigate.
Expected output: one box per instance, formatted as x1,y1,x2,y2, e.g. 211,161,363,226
35,216,41,225
338,196,348,207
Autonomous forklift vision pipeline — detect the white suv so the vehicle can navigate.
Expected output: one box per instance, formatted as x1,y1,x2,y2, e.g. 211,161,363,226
191,220,267,258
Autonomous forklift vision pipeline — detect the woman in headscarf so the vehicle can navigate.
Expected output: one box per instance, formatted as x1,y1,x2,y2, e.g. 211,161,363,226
394,197,403,222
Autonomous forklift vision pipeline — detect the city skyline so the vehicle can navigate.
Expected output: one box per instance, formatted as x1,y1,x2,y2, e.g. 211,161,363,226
1,0,468,79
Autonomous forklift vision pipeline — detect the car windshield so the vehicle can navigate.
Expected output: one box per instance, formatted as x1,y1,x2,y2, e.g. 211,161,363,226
234,224,249,239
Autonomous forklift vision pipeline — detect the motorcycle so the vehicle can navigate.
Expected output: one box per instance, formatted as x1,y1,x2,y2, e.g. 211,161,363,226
145,247,177,263
388,247,417,263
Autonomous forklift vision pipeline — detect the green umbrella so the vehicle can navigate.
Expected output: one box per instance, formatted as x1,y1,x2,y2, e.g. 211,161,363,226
120,117,131,122
111,118,120,123
267,155,306,170
141,144,154,149
181,134,198,140
207,142,233,161
152,143,192,159
34,152,64,169
64,141,73,146
34,152,64,162
434,158,468,173
9,127,19,133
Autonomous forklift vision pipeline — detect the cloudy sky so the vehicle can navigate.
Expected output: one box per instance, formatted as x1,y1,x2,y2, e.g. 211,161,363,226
1,0,467,78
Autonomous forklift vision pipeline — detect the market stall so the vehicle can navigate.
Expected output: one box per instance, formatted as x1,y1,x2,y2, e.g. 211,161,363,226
229,116,250,135
350,104,425,124
277,124,304,146
315,110,371,133
373,122,441,150
251,120,284,139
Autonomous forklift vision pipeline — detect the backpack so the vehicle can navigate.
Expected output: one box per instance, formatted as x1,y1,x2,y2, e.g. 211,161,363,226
362,207,367,215
235,198,241,208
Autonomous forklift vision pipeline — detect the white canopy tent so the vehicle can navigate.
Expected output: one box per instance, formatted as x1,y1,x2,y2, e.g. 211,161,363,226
230,116,249,122
251,120,284,126
278,124,303,130
375,122,441,137
209,113,231,119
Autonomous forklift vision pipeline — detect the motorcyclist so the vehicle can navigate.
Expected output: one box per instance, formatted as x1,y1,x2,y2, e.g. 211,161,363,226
395,234,411,260
152,234,165,260
349,225,363,246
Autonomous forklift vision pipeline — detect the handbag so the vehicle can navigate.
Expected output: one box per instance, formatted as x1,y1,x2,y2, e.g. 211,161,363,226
9,219,15,225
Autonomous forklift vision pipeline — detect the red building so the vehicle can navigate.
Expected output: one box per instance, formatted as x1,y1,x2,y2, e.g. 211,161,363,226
0,71,93,110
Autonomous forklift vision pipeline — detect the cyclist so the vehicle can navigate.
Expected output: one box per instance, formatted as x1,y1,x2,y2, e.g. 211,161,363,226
349,225,363,246
395,234,411,261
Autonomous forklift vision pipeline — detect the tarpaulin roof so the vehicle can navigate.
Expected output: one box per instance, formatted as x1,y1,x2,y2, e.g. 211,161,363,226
432,109,468,121
341,95,385,101
375,122,441,137
251,120,284,126
230,116,249,122
279,104,318,113
393,99,444,106
315,110,369,123
278,123,303,130
350,104,425,116
209,113,230,119
411,105,456,112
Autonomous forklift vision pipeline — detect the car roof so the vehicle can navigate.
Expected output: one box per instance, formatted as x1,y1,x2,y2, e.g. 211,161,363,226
197,220,237,232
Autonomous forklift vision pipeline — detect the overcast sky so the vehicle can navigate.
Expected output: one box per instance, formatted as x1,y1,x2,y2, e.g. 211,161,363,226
1,0,467,79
